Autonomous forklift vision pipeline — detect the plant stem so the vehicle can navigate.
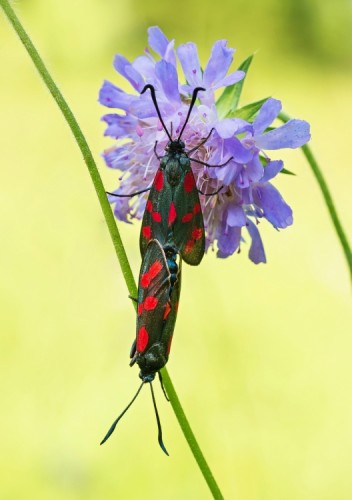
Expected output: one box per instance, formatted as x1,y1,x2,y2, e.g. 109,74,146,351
279,111,352,280
0,2,224,497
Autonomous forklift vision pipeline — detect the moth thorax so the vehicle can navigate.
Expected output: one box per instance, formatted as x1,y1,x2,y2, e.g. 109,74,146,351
166,160,182,186
164,247,178,274
164,245,177,261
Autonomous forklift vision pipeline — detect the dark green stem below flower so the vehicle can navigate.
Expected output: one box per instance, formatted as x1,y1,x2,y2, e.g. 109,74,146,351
0,1,224,497
279,111,352,281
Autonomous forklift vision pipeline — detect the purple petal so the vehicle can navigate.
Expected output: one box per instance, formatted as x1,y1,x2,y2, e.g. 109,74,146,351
199,89,217,107
215,118,247,139
102,146,131,169
246,219,266,264
246,154,264,182
217,225,241,257
252,183,293,228
101,113,137,138
224,137,253,163
235,155,264,188
261,160,283,182
113,55,144,92
133,55,157,80
109,194,133,223
236,168,249,189
148,26,170,57
99,81,136,110
129,94,159,118
236,157,264,189
177,42,202,88
212,70,245,90
164,40,177,66
253,98,282,135
203,40,235,88
240,187,252,206
255,120,311,150
209,159,240,185
155,60,180,104
179,83,194,95
133,195,148,220
227,204,246,227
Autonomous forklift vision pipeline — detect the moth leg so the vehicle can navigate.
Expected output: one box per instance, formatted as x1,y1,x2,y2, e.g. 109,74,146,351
106,186,151,198
187,127,214,155
198,184,224,196
129,339,136,360
190,156,233,168
154,141,162,160
158,371,170,402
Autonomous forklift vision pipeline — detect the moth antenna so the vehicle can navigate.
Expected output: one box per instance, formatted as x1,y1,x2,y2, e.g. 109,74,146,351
177,87,206,141
149,382,169,456
141,84,173,142
158,371,170,402
100,381,144,445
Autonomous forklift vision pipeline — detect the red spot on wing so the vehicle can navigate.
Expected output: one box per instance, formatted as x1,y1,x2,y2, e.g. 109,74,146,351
168,202,177,225
166,335,173,355
152,211,162,222
142,226,151,239
192,228,203,241
144,296,158,310
136,326,149,352
193,203,201,214
155,170,164,191
163,301,171,320
141,260,163,287
184,172,196,192
141,273,150,288
184,239,195,254
137,303,144,315
182,213,193,223
148,260,163,279
146,200,153,213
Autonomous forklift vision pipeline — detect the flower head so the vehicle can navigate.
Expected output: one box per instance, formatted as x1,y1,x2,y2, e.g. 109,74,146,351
99,26,310,263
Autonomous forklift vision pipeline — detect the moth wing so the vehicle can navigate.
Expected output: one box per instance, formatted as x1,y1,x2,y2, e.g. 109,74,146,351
139,169,173,257
135,240,172,356
173,167,205,265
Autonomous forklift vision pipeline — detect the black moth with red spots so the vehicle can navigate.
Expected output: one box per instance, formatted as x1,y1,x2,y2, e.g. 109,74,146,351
140,85,206,266
140,142,205,265
131,238,181,380
100,239,181,455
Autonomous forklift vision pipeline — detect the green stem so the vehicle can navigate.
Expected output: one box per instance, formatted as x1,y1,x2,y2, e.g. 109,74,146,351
0,1,224,497
161,369,224,499
279,111,352,280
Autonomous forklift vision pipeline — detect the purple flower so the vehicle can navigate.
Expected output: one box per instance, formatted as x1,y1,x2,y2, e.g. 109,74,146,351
177,40,245,105
99,27,311,263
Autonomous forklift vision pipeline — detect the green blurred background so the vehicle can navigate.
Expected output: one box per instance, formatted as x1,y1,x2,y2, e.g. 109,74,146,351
1,1,351,498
